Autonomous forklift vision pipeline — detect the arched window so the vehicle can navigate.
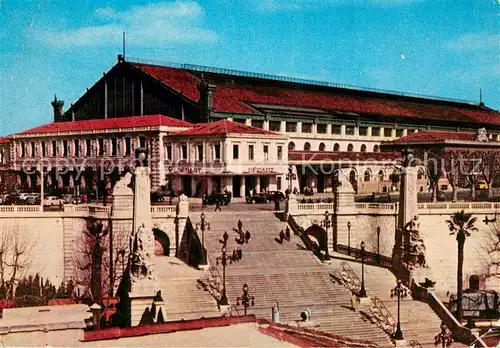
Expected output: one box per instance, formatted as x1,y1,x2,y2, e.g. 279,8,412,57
304,142,311,151
360,144,367,152
349,170,357,183
378,170,384,181
288,142,295,151
364,170,371,182
319,143,326,151
347,143,354,152
333,143,340,151
417,169,425,180
373,145,379,152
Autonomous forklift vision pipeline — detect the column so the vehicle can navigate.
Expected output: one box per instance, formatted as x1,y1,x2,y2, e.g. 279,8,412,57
240,177,246,198
207,177,213,195
367,127,372,137
255,176,261,193
297,122,303,134
340,125,346,135
280,121,286,133
157,136,166,187
263,120,269,131
69,173,75,189
326,124,332,135
191,176,197,197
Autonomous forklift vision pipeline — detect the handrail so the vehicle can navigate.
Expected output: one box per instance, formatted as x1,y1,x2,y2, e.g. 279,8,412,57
409,340,422,348
287,216,322,259
228,304,240,316
339,261,362,295
208,266,224,298
369,296,397,336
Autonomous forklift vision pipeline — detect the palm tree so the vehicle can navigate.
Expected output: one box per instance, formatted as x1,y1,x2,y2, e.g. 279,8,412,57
446,210,478,324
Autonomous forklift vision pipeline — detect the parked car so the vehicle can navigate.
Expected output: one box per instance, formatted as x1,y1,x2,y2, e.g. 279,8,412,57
246,192,271,204
266,191,286,201
44,196,64,206
475,180,488,190
62,194,74,204
150,192,165,203
204,191,231,205
358,193,392,203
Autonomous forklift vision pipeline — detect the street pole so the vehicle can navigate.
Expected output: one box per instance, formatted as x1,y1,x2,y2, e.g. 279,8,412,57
347,221,351,255
359,241,367,297
390,279,407,340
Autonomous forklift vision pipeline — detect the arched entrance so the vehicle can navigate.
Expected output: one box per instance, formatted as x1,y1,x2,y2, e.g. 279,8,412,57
153,228,170,256
304,225,329,254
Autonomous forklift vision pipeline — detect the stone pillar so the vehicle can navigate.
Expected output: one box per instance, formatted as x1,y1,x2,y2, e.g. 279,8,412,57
285,194,298,220
128,161,165,327
255,176,261,193
240,177,246,198
191,176,197,197
332,171,356,254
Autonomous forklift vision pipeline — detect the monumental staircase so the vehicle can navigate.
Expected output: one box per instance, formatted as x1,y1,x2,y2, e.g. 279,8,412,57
328,257,468,347
154,256,220,321
194,211,393,347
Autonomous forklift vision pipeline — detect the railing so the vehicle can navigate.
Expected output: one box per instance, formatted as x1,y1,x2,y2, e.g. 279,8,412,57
208,266,224,302
409,340,422,347
228,304,240,316
339,261,362,295
0,205,42,213
151,205,177,214
369,296,397,337
336,244,393,269
297,202,335,213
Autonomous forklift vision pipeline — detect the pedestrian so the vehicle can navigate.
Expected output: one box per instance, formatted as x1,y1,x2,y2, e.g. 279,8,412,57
237,219,243,232
274,198,280,211
279,230,285,243
202,193,207,208
237,248,242,261
285,226,290,241
214,197,222,211
245,230,251,244
232,249,238,263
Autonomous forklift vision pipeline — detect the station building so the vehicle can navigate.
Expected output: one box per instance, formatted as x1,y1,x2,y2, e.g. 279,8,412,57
0,55,499,196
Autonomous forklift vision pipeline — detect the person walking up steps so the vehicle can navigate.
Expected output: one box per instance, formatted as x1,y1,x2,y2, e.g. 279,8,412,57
214,197,222,211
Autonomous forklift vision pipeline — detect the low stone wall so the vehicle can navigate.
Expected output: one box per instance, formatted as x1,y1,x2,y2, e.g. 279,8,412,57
0,324,84,347
0,202,187,285
292,202,497,295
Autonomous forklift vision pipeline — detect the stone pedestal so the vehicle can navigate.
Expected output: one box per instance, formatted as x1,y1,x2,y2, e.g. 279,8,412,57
127,165,164,326
284,194,298,220
394,339,407,347
393,165,418,271
332,171,356,254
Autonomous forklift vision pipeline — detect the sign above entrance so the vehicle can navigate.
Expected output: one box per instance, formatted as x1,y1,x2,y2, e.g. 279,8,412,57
245,167,275,174
168,166,202,174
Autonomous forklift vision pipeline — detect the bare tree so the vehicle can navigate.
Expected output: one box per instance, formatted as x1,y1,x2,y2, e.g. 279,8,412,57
478,151,500,200
481,221,500,281
424,150,441,202
0,221,38,298
443,150,461,202
73,217,127,304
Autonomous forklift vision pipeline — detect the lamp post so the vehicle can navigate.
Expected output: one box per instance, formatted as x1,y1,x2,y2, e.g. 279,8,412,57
236,283,255,316
347,221,352,255
321,211,333,256
358,241,367,298
376,226,381,264
285,165,296,192
216,231,230,306
196,212,210,265
390,279,408,340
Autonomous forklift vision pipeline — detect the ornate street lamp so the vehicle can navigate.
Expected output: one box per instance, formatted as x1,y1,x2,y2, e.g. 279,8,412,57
196,212,210,265
285,165,296,192
358,241,367,298
320,211,333,256
376,226,381,264
216,231,230,306
347,221,352,255
236,283,255,316
390,279,408,341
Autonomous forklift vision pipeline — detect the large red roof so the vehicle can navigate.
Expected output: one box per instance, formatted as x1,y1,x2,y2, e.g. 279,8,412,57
130,63,499,124
388,130,477,144
17,115,192,135
0,137,9,144
289,150,400,162
170,119,279,137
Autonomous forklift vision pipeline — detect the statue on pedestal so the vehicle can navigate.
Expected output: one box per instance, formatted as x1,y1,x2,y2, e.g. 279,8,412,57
402,215,427,270
130,223,154,283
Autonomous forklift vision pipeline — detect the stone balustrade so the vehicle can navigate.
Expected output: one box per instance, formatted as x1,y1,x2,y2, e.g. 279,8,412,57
0,203,180,219
294,201,500,216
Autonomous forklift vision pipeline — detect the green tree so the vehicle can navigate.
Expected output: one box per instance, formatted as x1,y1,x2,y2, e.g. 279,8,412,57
446,210,478,323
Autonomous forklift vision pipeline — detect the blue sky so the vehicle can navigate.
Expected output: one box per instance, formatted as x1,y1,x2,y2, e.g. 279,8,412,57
0,0,498,136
